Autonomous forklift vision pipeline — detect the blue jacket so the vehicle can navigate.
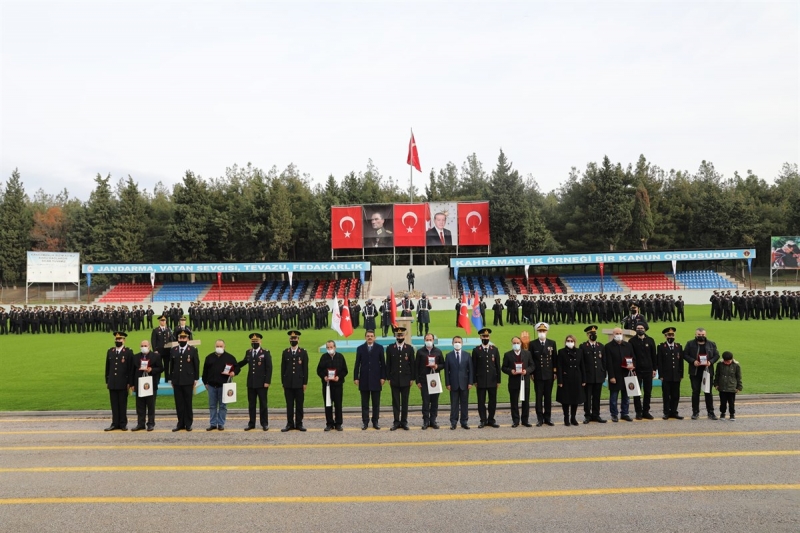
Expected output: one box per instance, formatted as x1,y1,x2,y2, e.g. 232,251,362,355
354,342,386,392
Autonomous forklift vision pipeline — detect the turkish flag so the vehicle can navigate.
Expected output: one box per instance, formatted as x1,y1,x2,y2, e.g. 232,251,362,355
457,293,471,335
331,206,363,249
457,201,490,246
407,132,421,172
340,304,354,338
389,287,398,329
392,203,427,247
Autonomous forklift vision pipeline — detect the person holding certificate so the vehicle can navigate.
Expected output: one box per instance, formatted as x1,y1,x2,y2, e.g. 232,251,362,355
502,336,534,427
415,333,445,429
683,327,720,420
131,339,162,432
202,339,239,431
317,340,349,431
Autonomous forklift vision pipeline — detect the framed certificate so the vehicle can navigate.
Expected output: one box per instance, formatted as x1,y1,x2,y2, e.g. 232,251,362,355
428,356,436,367
139,359,148,371
625,357,633,367
515,363,522,373
328,369,337,380
223,364,233,374
699,355,708,365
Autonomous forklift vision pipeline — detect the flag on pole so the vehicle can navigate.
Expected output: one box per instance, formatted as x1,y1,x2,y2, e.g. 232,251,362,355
389,287,398,329
407,131,421,172
457,293,471,335
471,291,483,331
340,302,354,337
331,303,344,336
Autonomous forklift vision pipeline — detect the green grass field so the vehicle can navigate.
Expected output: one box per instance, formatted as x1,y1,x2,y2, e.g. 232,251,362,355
0,305,797,411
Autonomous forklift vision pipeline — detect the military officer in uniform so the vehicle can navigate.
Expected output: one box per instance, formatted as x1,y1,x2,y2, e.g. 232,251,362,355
105,331,134,431
151,315,173,382
415,333,444,429
362,299,377,331
169,331,200,431
580,325,607,424
529,322,558,427
173,316,193,340
131,339,162,431
656,327,684,419
385,327,416,430
238,333,272,431
317,340,349,431
472,328,501,428
492,299,504,326
280,330,309,432
416,293,431,336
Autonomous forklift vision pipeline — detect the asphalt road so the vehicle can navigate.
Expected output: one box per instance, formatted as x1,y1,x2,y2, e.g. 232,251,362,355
1,395,799,532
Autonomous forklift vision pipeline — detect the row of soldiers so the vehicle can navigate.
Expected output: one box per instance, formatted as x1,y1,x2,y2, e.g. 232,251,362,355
710,290,800,320
0,304,157,335
186,300,337,332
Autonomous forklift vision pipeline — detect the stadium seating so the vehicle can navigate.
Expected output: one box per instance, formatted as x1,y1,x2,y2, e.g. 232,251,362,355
674,270,737,289
310,278,362,300
202,281,261,302
558,274,624,293
616,272,678,291
152,282,210,302
98,282,157,303
457,275,506,297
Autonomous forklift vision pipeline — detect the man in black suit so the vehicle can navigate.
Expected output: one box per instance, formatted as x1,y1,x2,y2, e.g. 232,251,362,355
444,336,473,429
131,339,163,431
426,212,453,246
502,336,534,427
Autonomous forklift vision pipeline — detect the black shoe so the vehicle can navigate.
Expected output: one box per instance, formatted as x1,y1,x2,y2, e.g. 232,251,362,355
185,426,192,432
362,424,368,430
172,426,183,432
461,424,470,430
372,424,381,430
522,422,533,427
296,425,306,432
206,426,217,431
262,425,268,431
450,424,457,430
564,420,571,427
104,425,117,432
535,421,543,427
390,423,399,431
594,417,607,423
571,418,579,426
673,414,684,420
729,415,735,421
545,420,554,427
643,412,654,420
244,425,255,431
691,413,699,420
218,426,224,431
324,426,332,432
489,421,500,428
662,414,670,420
478,422,485,428
430,423,440,430
708,413,718,421
131,425,145,432
335,425,343,431
281,425,293,432
621,415,633,422
611,416,619,423
512,422,519,428
146,426,154,432
583,417,591,424
421,423,429,430
635,414,643,420
401,423,409,430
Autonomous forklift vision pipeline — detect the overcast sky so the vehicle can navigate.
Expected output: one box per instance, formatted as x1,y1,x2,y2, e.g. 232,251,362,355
1,1,798,200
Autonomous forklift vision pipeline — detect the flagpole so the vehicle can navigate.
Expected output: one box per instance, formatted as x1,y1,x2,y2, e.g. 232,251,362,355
409,128,414,268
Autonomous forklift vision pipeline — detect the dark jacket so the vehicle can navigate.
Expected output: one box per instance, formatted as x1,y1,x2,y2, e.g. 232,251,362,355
317,351,349,387
579,340,606,384
604,340,635,391
202,351,239,387
655,341,684,382
385,342,416,386
714,361,742,392
683,339,720,377
238,347,273,388
354,342,386,392
501,349,534,390
471,343,502,387
130,351,163,388
168,345,200,386
530,338,558,381
556,347,585,405
281,347,309,388
105,346,134,390
629,334,657,374
415,346,444,385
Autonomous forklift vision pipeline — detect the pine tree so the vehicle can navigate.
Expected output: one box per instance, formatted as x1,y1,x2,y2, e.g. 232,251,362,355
0,169,33,286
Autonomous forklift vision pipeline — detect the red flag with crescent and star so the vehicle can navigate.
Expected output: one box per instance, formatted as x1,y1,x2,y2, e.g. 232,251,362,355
340,303,354,337
392,203,427,247
331,206,364,249
407,132,421,172
457,292,471,334
457,201,490,246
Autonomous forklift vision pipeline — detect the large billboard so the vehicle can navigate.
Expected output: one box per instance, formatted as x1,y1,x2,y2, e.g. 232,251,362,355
331,202,490,250
27,252,80,283
771,236,800,269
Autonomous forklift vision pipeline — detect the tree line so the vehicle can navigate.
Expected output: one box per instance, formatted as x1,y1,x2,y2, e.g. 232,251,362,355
1,152,797,285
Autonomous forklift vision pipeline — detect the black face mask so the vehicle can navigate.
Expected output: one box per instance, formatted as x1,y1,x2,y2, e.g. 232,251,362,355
666,337,675,344
696,336,706,343
481,338,490,346
289,340,298,347
588,333,597,341
251,342,260,350
115,341,123,348
637,331,645,337
178,340,187,347
396,338,404,344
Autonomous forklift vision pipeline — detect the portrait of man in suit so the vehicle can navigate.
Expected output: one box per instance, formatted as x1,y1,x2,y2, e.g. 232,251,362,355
426,212,453,246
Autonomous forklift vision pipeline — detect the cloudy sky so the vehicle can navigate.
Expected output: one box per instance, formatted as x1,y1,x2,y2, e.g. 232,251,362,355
1,1,797,199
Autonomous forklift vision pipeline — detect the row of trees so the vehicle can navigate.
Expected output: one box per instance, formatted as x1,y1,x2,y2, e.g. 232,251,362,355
1,153,798,285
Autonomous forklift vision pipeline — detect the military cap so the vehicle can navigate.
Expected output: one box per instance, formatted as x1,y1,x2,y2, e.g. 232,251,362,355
113,331,127,338
287,330,302,337
177,331,189,338
478,328,492,335
584,325,598,333
662,327,676,335
535,322,549,332
249,332,263,340
392,326,407,333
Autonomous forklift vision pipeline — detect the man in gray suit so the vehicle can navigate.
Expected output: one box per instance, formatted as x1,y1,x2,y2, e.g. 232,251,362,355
445,335,473,430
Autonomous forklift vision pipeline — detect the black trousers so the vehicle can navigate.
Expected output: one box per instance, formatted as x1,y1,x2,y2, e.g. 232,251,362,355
449,388,469,425
323,383,344,427
109,389,128,428
689,373,715,415
135,385,157,428
719,391,736,415
534,379,554,422
633,374,654,415
583,382,603,419
562,404,578,420
661,380,681,416
284,387,304,426
477,386,498,423
419,385,440,425
173,384,194,428
509,378,530,424
360,390,381,424
247,386,269,427
390,385,410,425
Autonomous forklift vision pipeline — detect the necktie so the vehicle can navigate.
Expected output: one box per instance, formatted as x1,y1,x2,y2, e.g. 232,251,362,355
456,351,460,364
439,231,444,244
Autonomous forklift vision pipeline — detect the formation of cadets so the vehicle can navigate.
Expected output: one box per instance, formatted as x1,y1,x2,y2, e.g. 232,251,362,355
710,289,799,320
104,302,744,431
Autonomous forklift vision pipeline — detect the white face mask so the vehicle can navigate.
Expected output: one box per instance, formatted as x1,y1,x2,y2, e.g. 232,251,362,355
140,347,150,355
512,343,521,351
453,342,462,351
424,341,434,349
327,348,336,355
215,347,225,355
538,333,547,341
614,334,623,342
565,341,575,349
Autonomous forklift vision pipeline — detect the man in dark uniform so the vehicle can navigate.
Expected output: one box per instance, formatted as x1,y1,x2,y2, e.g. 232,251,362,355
353,330,386,429
280,330,309,432
406,268,415,291
529,322,557,427
104,331,134,431
151,315,173,382
416,293,431,336
622,305,648,331
130,339,162,431
492,298,504,326
502,336,534,427
173,316,193,340
400,294,414,318
580,325,607,424
239,333,272,431
145,305,154,329
675,296,685,322
362,299,377,331
168,331,200,431
629,322,657,420
317,339,349,431
472,328,501,428
656,327,684,420
415,332,444,429
349,300,361,329
380,298,393,337
385,327,416,430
